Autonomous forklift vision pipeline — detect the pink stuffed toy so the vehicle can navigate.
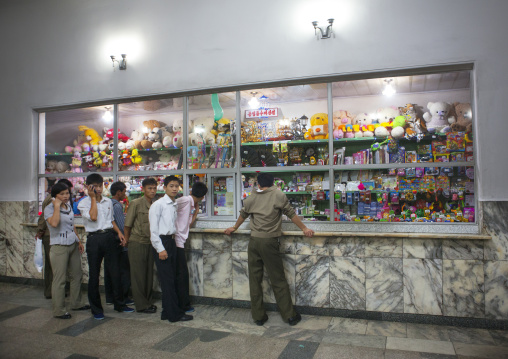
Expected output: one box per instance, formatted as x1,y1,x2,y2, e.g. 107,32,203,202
332,110,354,139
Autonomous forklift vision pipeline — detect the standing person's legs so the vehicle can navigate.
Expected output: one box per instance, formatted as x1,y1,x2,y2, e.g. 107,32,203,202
104,232,125,311
67,242,84,309
103,261,114,304
42,235,53,298
175,247,190,310
259,237,296,322
247,237,266,321
86,235,105,315
153,235,183,322
129,241,152,311
120,250,131,299
50,245,69,316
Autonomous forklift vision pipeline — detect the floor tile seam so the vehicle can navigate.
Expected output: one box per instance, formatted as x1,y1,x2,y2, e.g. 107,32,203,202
386,336,457,355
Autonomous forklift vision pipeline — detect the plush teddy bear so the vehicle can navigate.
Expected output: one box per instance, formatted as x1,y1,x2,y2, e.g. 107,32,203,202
46,159,58,173
172,118,184,148
130,129,145,150
374,107,400,137
352,113,374,137
450,102,472,133
139,120,165,149
332,110,354,139
160,126,174,147
71,151,83,173
423,101,455,133
304,113,329,140
189,117,216,146
78,126,103,148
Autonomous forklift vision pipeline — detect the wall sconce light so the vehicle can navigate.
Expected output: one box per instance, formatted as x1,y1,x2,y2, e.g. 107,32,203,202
312,19,334,39
102,106,113,122
110,54,127,70
382,79,396,97
248,92,260,109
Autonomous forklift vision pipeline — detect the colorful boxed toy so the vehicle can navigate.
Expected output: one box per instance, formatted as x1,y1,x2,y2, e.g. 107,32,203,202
434,154,449,162
406,151,417,163
450,152,465,162
432,140,448,154
446,132,465,151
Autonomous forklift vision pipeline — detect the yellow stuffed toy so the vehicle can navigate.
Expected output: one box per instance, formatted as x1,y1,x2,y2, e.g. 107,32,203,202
131,149,142,164
304,113,329,140
78,126,103,146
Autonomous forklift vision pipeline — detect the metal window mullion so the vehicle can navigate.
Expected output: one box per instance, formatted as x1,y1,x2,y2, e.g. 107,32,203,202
182,96,189,195
327,82,333,222
113,104,119,172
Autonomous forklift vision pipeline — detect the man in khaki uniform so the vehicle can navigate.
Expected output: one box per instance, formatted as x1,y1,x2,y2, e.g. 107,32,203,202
124,177,158,313
36,179,73,299
225,173,314,326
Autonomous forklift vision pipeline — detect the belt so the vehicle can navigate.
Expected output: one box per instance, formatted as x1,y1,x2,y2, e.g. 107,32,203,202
88,229,113,235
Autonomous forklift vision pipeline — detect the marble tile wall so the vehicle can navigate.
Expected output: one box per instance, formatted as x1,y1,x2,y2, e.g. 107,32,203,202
2,200,508,320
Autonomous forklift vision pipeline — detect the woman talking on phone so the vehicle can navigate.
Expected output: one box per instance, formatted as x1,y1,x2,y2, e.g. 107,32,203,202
44,182,89,319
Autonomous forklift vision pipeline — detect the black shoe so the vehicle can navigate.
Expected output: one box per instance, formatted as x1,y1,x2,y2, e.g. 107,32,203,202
149,305,157,311
55,312,72,319
288,313,302,326
72,305,91,311
176,314,193,322
138,307,157,314
254,314,268,326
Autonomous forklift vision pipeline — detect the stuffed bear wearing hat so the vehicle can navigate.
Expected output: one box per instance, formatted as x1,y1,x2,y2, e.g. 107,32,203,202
423,102,455,133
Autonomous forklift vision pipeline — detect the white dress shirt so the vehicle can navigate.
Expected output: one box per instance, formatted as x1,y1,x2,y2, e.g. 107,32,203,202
149,194,177,253
78,196,114,233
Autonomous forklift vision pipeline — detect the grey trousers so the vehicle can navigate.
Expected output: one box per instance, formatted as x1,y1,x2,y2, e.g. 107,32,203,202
50,242,83,316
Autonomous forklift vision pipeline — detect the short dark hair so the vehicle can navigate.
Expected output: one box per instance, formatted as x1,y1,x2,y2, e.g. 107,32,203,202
86,173,103,185
164,175,180,187
142,177,157,188
57,178,73,188
257,173,274,188
51,182,69,198
191,182,208,198
110,181,126,196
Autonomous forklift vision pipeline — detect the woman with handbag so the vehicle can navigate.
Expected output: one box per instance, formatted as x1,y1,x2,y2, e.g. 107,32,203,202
44,182,89,319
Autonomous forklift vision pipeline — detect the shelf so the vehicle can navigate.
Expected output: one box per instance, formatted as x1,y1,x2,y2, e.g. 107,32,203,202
242,139,328,146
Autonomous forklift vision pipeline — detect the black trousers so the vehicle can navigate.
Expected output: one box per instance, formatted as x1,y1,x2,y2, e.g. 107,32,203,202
86,231,125,314
176,247,190,311
105,249,131,303
153,235,184,322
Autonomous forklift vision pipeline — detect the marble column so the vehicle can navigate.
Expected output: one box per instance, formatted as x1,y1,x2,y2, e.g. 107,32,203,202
443,260,484,317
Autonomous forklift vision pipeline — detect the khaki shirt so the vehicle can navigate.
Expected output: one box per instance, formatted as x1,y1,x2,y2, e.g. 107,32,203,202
37,196,53,238
240,186,296,238
125,196,152,244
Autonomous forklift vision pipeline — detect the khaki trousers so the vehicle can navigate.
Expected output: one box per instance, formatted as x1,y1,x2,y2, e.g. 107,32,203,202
248,236,296,322
50,242,83,316
128,241,154,311
42,235,53,298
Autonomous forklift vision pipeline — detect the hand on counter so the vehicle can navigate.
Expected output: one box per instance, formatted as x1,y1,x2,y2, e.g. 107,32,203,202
224,227,236,235
303,227,314,237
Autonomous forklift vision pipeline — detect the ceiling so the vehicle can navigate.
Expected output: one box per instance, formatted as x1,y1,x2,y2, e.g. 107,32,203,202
44,71,470,124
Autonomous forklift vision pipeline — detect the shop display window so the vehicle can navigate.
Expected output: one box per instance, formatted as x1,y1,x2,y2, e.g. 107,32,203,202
333,165,475,223
118,98,184,172
41,105,115,174
117,175,183,204
187,92,237,169
37,66,476,228
331,71,472,166
240,84,329,168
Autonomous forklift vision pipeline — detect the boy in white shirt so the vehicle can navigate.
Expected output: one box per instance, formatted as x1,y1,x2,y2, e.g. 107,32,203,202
149,175,193,322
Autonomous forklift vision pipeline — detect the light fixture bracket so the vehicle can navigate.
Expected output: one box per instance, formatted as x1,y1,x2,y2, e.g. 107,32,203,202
110,54,127,71
312,19,334,39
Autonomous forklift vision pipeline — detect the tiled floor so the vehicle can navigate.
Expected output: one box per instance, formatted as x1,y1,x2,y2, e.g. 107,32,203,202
0,283,507,358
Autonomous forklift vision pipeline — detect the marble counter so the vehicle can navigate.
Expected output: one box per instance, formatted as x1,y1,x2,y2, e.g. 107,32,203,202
3,201,507,322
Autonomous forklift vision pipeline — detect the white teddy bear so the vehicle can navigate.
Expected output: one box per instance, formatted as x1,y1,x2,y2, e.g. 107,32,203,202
374,107,400,137
172,118,184,148
352,113,374,137
189,117,216,146
422,101,455,133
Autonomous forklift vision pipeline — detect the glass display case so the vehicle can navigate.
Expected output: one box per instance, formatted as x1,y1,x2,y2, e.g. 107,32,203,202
118,98,184,172
40,105,115,175
240,84,329,168
187,92,237,169
37,65,476,228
